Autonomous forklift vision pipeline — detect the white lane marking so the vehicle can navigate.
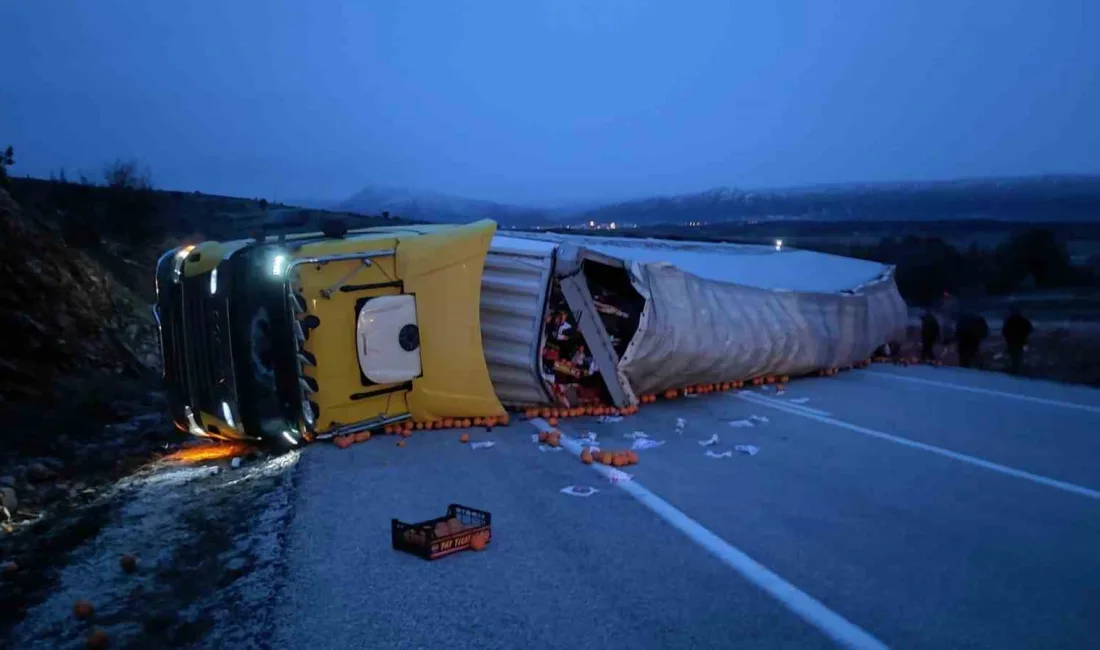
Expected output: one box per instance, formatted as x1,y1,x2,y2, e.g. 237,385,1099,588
528,417,891,650
738,390,833,417
736,395,1100,501
863,370,1100,416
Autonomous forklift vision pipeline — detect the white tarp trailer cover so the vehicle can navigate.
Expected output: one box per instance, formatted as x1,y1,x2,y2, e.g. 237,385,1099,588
505,232,908,403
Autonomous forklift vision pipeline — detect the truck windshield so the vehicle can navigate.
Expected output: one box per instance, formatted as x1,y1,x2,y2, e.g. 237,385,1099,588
179,267,240,434
225,245,302,440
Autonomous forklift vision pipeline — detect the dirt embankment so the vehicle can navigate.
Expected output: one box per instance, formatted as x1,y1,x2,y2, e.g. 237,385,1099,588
0,186,191,555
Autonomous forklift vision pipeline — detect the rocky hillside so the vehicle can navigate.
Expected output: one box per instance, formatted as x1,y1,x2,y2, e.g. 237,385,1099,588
0,188,163,403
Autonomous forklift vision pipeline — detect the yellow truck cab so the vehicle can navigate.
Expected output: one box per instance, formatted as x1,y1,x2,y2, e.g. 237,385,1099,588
154,219,505,449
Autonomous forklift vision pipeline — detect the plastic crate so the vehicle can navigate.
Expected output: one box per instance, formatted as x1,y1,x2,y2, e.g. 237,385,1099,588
391,504,492,560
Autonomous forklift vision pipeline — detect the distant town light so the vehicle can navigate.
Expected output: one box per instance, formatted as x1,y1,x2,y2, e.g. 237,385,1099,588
610,222,617,230
775,239,784,251
588,220,595,227
209,268,219,295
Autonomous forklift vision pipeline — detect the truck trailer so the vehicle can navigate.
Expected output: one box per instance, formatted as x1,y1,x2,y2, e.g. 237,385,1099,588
154,220,906,448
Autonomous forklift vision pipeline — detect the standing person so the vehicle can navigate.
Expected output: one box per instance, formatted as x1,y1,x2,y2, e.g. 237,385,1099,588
1002,305,1033,374
920,310,941,363
955,312,990,369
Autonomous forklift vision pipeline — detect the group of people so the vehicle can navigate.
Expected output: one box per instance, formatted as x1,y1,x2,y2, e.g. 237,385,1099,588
919,305,1034,373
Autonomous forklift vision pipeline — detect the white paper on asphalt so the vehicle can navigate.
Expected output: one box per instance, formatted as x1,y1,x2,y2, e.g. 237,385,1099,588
560,485,599,497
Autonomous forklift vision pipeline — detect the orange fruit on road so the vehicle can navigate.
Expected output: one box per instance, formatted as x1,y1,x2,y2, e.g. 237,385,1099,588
538,431,549,443
470,532,489,551
120,554,137,573
599,452,614,465
396,440,406,447
87,629,109,649
73,600,94,619
580,449,594,464
459,433,470,443
547,417,558,426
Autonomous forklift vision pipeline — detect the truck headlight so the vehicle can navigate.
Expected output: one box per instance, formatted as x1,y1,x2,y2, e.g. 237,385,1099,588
272,254,287,277
209,268,219,295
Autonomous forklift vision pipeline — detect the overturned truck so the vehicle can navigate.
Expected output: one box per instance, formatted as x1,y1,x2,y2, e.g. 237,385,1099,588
154,220,906,448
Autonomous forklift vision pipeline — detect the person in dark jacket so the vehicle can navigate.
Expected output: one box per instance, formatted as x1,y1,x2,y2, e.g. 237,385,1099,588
1002,305,1033,374
920,310,941,362
955,312,990,368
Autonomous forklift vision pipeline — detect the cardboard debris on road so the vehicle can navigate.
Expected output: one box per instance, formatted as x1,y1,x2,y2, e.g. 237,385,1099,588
469,441,496,450
624,431,649,440
705,450,733,459
631,439,665,451
698,434,720,447
728,419,755,428
735,445,760,456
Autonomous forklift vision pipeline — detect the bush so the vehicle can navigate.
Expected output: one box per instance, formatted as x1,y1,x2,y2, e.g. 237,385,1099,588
840,229,1082,305
0,145,14,190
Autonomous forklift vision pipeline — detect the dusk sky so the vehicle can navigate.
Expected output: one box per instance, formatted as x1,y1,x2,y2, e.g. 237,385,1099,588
2,1,1098,206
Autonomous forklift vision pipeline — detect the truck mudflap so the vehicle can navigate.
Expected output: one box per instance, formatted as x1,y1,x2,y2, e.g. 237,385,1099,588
398,219,505,421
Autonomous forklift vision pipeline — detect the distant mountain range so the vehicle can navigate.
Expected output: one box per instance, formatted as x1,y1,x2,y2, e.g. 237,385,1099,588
333,186,569,227
582,175,1100,226
317,175,1100,227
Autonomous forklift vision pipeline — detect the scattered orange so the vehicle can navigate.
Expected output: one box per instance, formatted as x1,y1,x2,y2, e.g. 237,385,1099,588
473,417,484,426
400,429,412,438
443,418,455,428
499,413,510,426
73,600,94,619
547,433,561,448
119,554,137,574
537,431,549,443
626,451,639,465
580,449,594,464
547,417,558,426
599,452,614,465
87,629,109,650
612,454,628,467
462,419,472,428
459,433,470,443
470,531,489,551
396,440,406,447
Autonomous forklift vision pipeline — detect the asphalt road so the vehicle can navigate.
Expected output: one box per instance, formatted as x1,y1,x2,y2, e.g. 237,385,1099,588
274,366,1100,650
